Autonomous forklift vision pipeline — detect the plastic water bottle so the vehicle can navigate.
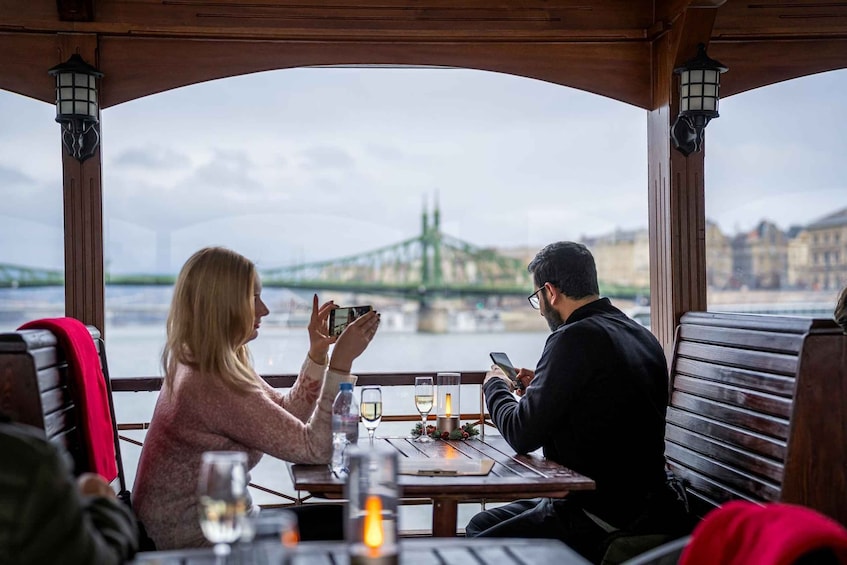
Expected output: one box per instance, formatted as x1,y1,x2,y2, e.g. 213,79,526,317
331,382,358,477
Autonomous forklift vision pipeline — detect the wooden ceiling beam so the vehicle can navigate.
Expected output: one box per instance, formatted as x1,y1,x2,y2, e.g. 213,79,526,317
96,35,652,109
56,0,95,22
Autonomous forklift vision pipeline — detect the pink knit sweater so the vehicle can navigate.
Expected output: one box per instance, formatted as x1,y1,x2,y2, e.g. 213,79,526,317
132,355,354,549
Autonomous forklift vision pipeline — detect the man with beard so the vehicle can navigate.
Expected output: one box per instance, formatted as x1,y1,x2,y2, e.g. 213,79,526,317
466,242,688,562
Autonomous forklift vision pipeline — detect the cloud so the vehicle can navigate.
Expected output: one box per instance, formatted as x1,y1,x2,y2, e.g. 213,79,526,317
298,145,356,171
112,146,191,169
0,164,35,185
2,66,847,276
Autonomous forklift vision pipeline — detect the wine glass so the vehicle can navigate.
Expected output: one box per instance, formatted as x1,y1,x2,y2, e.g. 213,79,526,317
414,376,434,443
198,451,248,564
360,386,383,446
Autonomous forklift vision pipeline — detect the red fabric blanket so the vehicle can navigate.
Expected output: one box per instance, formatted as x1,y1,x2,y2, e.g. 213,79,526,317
19,317,118,482
681,501,847,565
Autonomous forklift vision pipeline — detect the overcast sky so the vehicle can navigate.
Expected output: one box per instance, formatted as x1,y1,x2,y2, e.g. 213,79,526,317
1,66,845,274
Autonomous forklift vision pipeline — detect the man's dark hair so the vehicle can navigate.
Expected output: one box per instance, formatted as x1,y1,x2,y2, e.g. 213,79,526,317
527,241,599,299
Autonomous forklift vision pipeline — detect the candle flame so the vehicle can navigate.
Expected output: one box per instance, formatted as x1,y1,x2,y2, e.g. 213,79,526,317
445,393,452,418
363,495,384,551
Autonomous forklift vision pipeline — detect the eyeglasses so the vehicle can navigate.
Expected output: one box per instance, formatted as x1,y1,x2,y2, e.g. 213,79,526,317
528,286,545,310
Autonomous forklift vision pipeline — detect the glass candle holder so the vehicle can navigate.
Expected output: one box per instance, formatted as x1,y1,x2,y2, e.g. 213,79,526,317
436,372,461,433
345,446,399,565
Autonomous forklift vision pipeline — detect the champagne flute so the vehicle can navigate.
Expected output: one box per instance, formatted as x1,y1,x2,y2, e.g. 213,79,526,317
198,451,248,564
414,376,434,443
360,386,383,446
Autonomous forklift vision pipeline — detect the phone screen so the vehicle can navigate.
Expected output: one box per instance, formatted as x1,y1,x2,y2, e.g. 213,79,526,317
328,305,373,337
489,351,521,386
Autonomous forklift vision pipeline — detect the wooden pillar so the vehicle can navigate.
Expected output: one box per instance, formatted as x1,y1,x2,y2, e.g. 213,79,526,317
56,34,106,336
648,6,719,356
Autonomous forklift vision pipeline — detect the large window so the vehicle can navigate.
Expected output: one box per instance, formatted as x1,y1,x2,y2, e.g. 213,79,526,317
99,67,649,381
0,91,64,325
705,69,847,316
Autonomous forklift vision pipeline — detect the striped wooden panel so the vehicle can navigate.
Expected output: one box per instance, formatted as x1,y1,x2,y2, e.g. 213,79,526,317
667,314,807,513
673,358,795,397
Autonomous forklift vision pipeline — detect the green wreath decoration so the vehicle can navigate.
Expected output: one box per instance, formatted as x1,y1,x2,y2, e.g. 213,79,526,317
411,421,480,440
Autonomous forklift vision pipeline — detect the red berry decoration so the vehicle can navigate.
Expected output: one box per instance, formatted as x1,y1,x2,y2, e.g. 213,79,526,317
441,431,450,440
462,431,470,439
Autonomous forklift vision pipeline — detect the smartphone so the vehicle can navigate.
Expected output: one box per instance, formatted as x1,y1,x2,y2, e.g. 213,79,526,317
328,305,373,337
489,351,525,390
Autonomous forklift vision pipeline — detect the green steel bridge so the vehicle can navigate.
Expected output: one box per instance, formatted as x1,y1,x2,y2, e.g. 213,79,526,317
0,206,649,300
0,206,532,300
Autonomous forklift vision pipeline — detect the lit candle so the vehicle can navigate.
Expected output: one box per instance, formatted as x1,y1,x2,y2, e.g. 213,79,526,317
445,393,453,418
363,495,384,555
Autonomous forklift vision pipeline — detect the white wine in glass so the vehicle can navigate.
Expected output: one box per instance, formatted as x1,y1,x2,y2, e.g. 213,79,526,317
360,386,383,446
198,451,248,564
414,376,434,442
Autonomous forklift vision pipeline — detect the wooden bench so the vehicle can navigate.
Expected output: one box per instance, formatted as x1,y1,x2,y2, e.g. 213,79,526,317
0,325,127,496
666,312,847,527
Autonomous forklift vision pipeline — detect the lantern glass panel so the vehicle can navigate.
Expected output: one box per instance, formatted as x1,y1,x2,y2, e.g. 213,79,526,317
704,85,717,97
690,70,703,83
60,101,74,115
435,372,460,433
704,70,718,83
59,74,73,87
690,84,703,96
60,87,74,101
345,447,399,565
704,98,717,111
688,98,703,111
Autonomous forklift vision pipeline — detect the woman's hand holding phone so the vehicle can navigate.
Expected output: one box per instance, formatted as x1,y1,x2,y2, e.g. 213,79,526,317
328,310,380,374
307,294,337,364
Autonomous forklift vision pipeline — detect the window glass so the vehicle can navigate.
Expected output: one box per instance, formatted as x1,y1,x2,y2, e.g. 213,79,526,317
0,90,64,326
99,68,649,381
705,69,847,317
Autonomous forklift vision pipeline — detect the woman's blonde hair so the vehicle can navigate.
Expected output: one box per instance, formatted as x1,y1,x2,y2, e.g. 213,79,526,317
162,247,260,394
836,285,847,334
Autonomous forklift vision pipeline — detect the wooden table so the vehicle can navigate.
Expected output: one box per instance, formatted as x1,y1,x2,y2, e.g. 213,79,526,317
290,435,595,537
132,537,593,564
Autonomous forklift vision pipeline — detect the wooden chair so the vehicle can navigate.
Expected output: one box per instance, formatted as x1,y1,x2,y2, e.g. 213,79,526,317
0,325,127,496
603,312,846,564
666,312,847,526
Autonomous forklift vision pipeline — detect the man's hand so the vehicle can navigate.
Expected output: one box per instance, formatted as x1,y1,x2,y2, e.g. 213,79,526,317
514,368,535,397
484,365,515,391
77,473,115,499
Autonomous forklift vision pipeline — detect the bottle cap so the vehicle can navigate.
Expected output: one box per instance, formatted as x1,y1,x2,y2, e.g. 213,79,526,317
340,382,353,391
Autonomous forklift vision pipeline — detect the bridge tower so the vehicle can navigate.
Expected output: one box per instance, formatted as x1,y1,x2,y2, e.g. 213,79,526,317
418,195,449,333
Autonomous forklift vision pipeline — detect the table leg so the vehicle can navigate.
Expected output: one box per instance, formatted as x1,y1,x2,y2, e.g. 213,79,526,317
432,498,459,537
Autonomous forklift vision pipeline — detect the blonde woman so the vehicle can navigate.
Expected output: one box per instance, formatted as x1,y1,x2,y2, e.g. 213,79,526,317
132,247,380,550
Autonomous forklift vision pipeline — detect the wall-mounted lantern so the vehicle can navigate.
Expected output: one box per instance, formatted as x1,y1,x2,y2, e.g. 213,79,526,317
48,54,104,162
670,43,728,156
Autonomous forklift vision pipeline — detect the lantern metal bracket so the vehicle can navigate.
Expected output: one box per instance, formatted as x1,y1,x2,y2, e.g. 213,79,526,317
59,118,100,162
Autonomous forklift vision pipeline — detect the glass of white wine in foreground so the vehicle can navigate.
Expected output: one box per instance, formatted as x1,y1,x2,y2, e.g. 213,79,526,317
198,451,248,564
360,385,383,446
414,376,434,443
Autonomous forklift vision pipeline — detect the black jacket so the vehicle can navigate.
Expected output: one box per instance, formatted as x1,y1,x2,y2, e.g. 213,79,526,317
484,298,670,526
0,419,138,565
